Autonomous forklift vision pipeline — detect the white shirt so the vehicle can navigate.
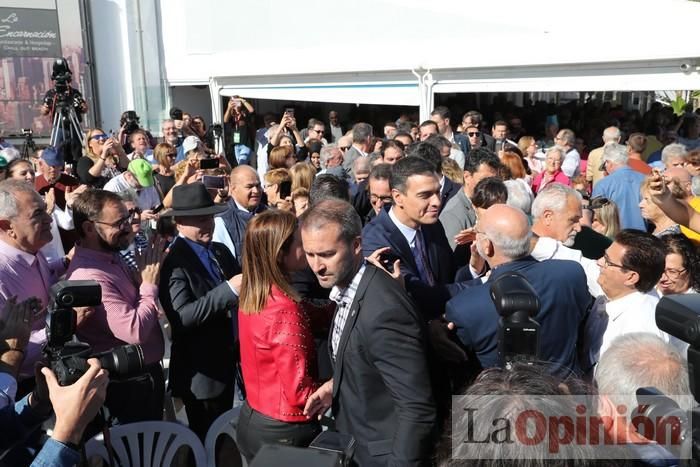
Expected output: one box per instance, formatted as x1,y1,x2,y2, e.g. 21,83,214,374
561,148,581,178
104,174,161,211
449,147,465,169
389,207,418,248
599,291,669,357
530,236,603,297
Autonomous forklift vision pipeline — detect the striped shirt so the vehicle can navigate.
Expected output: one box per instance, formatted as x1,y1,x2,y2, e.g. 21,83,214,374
329,264,366,360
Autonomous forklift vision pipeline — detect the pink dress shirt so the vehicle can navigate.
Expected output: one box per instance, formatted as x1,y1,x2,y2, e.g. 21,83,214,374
0,239,65,378
66,246,164,365
531,169,571,194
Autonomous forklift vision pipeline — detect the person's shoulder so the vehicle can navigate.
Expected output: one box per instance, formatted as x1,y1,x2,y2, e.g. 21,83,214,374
532,257,585,276
446,281,491,320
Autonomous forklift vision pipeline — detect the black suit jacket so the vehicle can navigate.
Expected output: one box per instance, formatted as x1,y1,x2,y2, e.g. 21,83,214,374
159,238,241,399
362,208,456,319
332,265,435,466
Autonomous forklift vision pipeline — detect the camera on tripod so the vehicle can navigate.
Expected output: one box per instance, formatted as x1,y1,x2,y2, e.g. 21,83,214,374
42,280,145,386
51,58,72,95
490,272,541,369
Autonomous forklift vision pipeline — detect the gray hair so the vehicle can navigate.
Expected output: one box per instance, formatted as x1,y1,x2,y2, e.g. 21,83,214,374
0,147,20,164
161,118,174,128
531,183,581,220
602,126,621,144
544,146,563,161
504,179,533,215
661,143,688,165
602,143,628,165
483,209,532,259
558,129,575,146
353,155,370,174
692,176,700,197
595,333,692,412
351,122,373,143
319,143,340,169
0,179,41,220
117,189,139,204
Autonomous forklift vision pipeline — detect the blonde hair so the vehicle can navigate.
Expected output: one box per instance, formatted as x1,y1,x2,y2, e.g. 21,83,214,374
289,162,316,192
518,136,535,155
154,143,176,168
239,210,301,313
593,201,621,239
264,168,290,187
441,158,463,184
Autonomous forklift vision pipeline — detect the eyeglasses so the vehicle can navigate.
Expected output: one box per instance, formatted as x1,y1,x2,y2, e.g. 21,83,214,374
662,267,687,280
601,254,625,270
467,132,481,137
166,152,177,158
546,158,562,164
90,134,109,142
370,194,393,204
339,146,350,151
93,208,141,229
312,129,325,134
586,196,610,211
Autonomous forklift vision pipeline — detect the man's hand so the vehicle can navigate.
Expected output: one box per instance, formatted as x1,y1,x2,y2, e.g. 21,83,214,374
304,379,333,420
365,247,404,289
43,358,109,445
228,274,242,294
65,184,88,208
45,188,56,215
455,227,477,246
428,318,467,364
469,243,486,276
136,236,167,285
649,168,670,204
0,296,40,351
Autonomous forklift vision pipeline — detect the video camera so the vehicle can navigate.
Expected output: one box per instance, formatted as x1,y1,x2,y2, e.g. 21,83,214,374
121,110,141,134
51,58,72,94
490,272,540,369
42,280,144,386
634,294,700,463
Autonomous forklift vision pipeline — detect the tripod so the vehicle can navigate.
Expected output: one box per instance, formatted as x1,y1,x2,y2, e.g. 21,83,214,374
20,130,36,159
49,101,85,163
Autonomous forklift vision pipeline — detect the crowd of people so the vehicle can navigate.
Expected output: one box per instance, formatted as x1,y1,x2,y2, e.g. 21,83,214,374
1,95,700,466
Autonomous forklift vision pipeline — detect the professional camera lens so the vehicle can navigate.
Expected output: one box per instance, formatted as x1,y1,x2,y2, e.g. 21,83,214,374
94,344,144,379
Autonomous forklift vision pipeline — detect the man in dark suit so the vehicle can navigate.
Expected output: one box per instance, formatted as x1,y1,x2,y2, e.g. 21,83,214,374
431,106,468,154
301,199,435,467
445,204,593,378
416,139,461,211
159,183,242,440
362,156,456,319
213,165,266,268
462,110,495,152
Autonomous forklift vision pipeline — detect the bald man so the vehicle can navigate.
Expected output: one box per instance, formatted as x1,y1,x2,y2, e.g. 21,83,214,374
445,205,593,376
212,165,266,266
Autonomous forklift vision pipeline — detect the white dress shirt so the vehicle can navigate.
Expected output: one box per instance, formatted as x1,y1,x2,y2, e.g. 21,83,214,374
388,207,418,248
530,236,603,297
599,291,669,358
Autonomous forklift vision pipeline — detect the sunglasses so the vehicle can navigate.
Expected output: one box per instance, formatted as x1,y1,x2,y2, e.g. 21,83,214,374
339,146,350,151
90,134,109,142
467,132,481,137
587,196,610,211
166,152,177,158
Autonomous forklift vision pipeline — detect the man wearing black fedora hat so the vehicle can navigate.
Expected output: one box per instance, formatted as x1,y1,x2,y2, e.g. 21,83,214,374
158,182,243,440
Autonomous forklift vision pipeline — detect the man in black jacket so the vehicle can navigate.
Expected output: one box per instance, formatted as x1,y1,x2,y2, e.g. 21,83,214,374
301,199,435,467
159,183,242,440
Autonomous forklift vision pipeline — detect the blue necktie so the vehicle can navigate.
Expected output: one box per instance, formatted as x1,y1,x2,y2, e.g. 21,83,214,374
412,229,435,286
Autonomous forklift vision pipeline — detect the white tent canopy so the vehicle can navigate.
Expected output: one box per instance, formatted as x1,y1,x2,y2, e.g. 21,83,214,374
159,0,700,119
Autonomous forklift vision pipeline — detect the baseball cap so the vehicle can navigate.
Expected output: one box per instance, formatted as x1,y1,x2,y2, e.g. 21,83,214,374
182,136,201,154
128,159,154,188
41,146,65,166
0,155,7,168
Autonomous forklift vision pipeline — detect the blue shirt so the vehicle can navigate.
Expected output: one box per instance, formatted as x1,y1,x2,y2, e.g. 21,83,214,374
592,166,646,231
179,236,238,297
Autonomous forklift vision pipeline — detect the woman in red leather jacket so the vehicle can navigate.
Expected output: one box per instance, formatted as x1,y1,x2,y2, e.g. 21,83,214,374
236,209,329,462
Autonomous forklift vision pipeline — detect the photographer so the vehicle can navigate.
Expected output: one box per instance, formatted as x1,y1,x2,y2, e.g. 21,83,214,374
40,59,86,165
118,111,156,155
223,96,254,165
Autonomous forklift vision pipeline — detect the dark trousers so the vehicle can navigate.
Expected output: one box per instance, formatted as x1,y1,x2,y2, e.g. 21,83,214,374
182,383,234,440
236,401,321,464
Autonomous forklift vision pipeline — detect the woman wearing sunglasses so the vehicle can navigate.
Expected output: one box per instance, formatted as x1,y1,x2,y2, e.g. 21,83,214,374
153,143,177,199
77,128,129,188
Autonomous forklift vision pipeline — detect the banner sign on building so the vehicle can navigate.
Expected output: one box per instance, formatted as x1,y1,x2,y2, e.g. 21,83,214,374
0,8,62,58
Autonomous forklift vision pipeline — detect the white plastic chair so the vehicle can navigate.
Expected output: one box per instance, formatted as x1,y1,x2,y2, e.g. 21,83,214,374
84,421,207,467
204,406,246,467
